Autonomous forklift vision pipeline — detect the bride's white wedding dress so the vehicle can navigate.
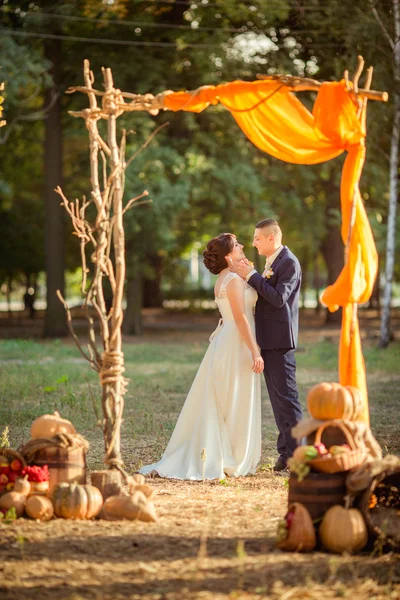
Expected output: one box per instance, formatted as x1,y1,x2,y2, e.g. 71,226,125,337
140,272,261,480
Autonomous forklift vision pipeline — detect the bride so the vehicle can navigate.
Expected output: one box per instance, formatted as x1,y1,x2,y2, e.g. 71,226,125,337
140,233,263,480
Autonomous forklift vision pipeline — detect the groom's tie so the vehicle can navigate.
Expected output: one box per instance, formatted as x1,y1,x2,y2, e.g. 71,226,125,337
262,246,283,277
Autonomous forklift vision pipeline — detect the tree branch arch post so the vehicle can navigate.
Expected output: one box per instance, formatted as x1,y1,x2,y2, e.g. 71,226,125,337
56,60,149,495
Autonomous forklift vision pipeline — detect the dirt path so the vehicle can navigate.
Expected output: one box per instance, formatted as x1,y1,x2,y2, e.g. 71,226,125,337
1,473,399,600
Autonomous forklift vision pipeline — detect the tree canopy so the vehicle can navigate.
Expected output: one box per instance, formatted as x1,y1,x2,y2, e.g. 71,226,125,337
0,0,397,330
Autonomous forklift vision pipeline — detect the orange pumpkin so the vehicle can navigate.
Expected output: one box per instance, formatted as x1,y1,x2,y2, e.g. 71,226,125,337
306,382,364,421
51,483,103,519
276,502,316,552
31,411,76,439
319,505,368,553
101,491,157,522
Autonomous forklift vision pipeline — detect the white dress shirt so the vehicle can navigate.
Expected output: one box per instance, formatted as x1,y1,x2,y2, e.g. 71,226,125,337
246,245,284,281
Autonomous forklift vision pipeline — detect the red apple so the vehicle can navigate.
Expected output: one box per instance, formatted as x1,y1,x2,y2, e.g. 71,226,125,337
10,459,22,472
314,442,328,455
7,471,18,483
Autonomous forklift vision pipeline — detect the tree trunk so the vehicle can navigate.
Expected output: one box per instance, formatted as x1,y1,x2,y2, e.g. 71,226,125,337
43,38,67,337
320,224,344,324
380,0,400,347
124,271,144,335
6,276,12,318
299,248,309,309
313,256,322,314
368,261,381,310
143,255,163,308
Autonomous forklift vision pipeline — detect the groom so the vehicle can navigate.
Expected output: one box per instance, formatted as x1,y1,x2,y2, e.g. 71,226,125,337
232,218,303,471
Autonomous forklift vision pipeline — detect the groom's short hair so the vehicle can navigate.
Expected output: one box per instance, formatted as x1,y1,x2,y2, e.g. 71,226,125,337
256,218,282,239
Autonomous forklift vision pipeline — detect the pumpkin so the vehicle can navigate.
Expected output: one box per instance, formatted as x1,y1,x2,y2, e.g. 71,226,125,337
25,495,54,521
306,382,364,421
14,477,31,496
126,475,154,499
133,484,155,500
0,491,26,518
101,491,157,522
51,483,103,519
31,411,76,439
319,504,368,553
130,474,145,486
276,502,316,552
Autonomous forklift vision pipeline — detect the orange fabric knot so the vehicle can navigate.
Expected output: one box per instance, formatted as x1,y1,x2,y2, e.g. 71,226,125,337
313,81,364,149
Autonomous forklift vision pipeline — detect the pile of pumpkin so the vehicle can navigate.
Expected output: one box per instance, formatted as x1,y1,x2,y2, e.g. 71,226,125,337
276,382,377,554
0,474,156,523
0,411,157,523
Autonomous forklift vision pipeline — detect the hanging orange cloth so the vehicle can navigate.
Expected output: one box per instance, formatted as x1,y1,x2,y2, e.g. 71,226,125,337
163,79,378,424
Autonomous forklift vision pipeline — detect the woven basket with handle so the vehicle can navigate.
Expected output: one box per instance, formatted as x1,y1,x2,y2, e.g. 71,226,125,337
308,421,367,474
358,457,400,550
0,448,26,469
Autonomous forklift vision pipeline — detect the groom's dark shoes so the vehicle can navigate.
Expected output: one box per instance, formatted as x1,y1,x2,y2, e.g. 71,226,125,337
273,455,288,472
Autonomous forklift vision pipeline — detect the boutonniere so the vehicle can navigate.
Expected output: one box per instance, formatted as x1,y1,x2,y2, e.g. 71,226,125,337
265,269,274,279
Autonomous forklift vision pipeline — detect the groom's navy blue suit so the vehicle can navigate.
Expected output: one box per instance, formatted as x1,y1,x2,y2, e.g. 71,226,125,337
247,246,303,459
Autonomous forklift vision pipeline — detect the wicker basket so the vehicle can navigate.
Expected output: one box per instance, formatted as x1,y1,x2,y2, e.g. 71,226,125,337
0,448,26,469
308,421,367,474
358,462,400,550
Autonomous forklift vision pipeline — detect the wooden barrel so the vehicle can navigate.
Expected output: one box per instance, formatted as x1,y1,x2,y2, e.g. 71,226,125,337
33,446,87,490
288,471,347,520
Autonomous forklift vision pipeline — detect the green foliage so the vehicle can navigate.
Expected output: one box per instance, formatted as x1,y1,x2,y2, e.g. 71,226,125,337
0,35,51,116
0,0,397,299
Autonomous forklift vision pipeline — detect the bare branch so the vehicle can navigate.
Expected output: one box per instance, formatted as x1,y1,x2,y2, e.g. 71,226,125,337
257,73,388,102
125,121,170,170
60,60,171,472
352,55,365,94
56,290,100,371
122,191,149,215
369,0,395,50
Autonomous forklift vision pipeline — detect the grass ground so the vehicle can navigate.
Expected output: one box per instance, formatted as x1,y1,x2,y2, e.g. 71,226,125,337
0,319,399,599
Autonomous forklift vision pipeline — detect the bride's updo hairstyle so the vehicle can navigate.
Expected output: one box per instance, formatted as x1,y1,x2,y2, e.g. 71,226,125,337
203,233,235,275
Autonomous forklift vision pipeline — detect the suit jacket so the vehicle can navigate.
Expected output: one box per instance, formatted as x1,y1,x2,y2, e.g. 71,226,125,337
247,246,301,350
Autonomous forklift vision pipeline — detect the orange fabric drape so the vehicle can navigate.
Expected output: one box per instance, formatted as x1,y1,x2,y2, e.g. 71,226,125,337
163,79,378,423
